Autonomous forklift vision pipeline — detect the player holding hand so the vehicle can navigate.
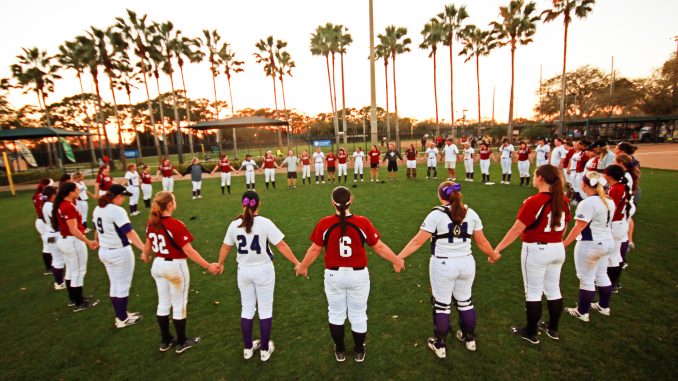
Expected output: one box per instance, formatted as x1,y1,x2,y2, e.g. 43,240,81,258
210,154,235,195
157,159,182,193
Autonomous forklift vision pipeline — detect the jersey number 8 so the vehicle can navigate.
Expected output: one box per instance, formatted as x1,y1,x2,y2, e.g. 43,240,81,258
339,236,352,258
148,232,170,255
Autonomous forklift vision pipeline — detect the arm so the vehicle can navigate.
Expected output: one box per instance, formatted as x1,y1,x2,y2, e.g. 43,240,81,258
141,239,152,263
183,242,220,274
174,168,183,176
217,243,233,269
126,229,145,251
66,219,97,249
397,230,430,260
371,239,405,272
473,229,501,263
275,240,300,268
210,165,218,175
494,219,527,253
563,220,587,247
93,182,100,198
297,243,323,276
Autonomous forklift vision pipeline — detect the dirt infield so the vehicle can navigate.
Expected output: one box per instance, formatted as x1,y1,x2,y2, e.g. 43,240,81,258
633,144,678,170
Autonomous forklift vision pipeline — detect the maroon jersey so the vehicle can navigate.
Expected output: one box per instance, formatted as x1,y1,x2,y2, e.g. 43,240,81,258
337,152,348,164
141,172,152,184
97,173,113,191
57,200,84,237
563,148,575,169
517,192,571,243
518,147,530,161
145,217,193,259
575,151,589,173
479,148,491,160
218,160,233,173
310,214,381,269
326,154,336,168
608,183,629,222
160,164,174,177
33,192,44,219
406,148,417,160
586,157,600,172
263,157,276,169
368,149,380,164
301,154,311,165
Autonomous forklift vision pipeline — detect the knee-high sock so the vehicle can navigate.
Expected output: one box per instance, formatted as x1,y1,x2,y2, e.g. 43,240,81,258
265,181,269,189
413,169,417,178
173,318,187,345
66,280,75,303
547,298,563,331
329,323,345,352
427,167,431,177
597,285,613,309
110,297,128,320
525,301,542,336
197,189,201,197
507,174,512,182
52,267,64,285
227,185,231,194
241,317,253,349
607,266,622,287
192,190,196,197
344,175,347,182
577,289,596,314
73,286,84,306
221,186,225,194
42,252,52,271
157,315,173,343
352,330,366,353
459,308,477,339
620,241,629,264
272,181,276,189
434,313,450,348
260,318,272,351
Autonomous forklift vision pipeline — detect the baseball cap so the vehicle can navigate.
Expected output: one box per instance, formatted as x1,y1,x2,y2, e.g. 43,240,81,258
585,142,600,151
108,184,133,197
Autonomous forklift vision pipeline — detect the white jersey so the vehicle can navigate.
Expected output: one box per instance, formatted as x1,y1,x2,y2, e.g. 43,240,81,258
550,145,566,166
353,151,365,165
426,147,439,160
463,147,475,161
500,144,514,159
536,144,550,162
224,216,284,266
442,144,459,161
92,204,133,249
240,159,258,172
625,172,634,194
76,181,88,200
570,151,582,170
313,151,325,164
420,206,483,258
574,195,615,242
124,171,140,187
42,201,56,232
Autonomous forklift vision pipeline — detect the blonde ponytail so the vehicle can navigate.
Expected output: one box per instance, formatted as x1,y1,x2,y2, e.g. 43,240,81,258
148,191,174,228
584,172,610,210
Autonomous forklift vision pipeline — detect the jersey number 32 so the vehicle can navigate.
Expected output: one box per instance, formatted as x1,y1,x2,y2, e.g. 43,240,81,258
148,233,170,255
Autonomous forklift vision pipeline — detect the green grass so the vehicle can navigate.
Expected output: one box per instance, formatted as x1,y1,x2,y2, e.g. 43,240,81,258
1,164,677,381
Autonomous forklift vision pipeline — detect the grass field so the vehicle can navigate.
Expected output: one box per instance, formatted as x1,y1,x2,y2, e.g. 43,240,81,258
1,163,677,381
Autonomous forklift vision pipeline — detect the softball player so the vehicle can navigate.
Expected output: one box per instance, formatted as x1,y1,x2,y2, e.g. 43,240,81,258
517,142,531,186
499,138,514,184
239,155,260,191
262,151,280,190
313,147,326,184
368,145,380,182
142,191,220,354
157,159,182,192
425,143,439,179
478,142,493,185
604,165,635,292
53,182,99,311
41,186,66,290
210,155,235,195
382,143,403,181
281,150,299,189
34,178,54,274
218,191,301,361
549,138,567,167
94,165,113,197
405,144,418,179
182,158,209,199
297,186,404,362
397,182,499,357
326,151,337,183
300,150,311,185
74,172,93,231
352,147,365,182
124,164,141,216
535,139,550,166
494,165,571,344
92,185,146,328
441,138,460,181
571,140,591,202
337,148,349,183
462,142,475,182
140,165,154,208
564,171,616,322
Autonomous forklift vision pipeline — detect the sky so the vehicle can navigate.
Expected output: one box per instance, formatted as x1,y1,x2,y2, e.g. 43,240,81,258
1,0,676,125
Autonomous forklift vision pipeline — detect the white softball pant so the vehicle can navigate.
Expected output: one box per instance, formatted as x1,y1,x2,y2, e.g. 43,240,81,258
191,181,202,191
429,255,475,312
427,158,437,168
76,200,89,223
151,257,189,320
98,246,135,298
521,242,565,301
501,157,512,174
480,159,490,175
58,236,88,288
42,232,64,269
238,262,275,320
245,171,255,185
302,165,311,179
324,267,370,333
141,184,153,200
338,163,348,176
220,172,231,187
128,186,139,206
315,163,324,176
162,177,174,192
407,160,417,169
464,159,474,174
264,168,276,182
518,160,530,177
609,221,630,267
573,172,585,197
35,218,46,236
445,160,456,169
574,239,615,291
354,163,364,175
537,159,548,167
99,190,107,197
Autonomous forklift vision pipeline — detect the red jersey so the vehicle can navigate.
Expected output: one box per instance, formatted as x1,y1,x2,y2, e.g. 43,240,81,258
218,160,233,173
586,157,600,172
406,148,417,160
263,157,276,169
33,192,44,219
563,148,575,169
368,149,380,164
310,214,381,269
326,155,336,168
337,152,348,164
575,151,589,173
97,173,113,191
141,172,152,184
57,200,85,237
301,154,310,165
145,217,193,259
518,147,530,161
479,148,491,160
517,192,571,243
608,183,629,222
160,164,174,177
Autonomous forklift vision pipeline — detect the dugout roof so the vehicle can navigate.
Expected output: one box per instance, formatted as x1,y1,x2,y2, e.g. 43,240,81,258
188,116,289,130
0,127,90,141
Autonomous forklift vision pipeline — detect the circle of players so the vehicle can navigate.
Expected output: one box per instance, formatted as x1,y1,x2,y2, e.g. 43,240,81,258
30,137,641,361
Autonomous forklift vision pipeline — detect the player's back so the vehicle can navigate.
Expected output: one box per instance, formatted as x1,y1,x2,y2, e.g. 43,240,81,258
93,204,132,249
224,216,284,266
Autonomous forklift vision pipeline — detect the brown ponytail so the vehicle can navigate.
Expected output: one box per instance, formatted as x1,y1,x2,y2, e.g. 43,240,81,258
237,191,260,234
97,193,116,208
332,186,352,236
438,181,466,224
535,165,564,229
52,182,77,231
615,153,639,193
148,191,174,229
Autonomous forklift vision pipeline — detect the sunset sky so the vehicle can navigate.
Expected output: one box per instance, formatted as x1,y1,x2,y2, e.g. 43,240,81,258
1,0,676,125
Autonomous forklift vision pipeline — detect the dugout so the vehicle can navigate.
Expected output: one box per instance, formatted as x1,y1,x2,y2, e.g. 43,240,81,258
0,127,91,170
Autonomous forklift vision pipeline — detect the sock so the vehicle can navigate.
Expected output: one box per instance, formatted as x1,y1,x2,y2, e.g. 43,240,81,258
471,172,474,179
221,186,225,194
157,315,173,344
251,183,255,189
344,175,347,182
316,176,318,182
227,185,231,194
173,318,187,345
83,221,88,229
110,297,128,320
144,199,151,208
487,175,490,182
197,189,201,197
525,301,542,336
427,167,431,177
272,181,276,189
74,286,84,306
434,313,450,348
458,308,477,339
52,267,64,284
507,174,512,182
620,241,629,264
527,176,530,185
503,174,506,182
413,169,417,178
246,183,250,190
241,318,253,349
265,181,269,189
260,318,272,351
321,175,324,182
302,178,305,184
597,285,613,309
607,266,622,287
433,168,437,177
406,168,410,178
354,174,357,181
192,190,196,197
352,330,366,353
546,298,563,331
577,289,596,314
66,280,74,303
42,252,52,272
520,177,524,185
360,174,364,180
329,323,345,352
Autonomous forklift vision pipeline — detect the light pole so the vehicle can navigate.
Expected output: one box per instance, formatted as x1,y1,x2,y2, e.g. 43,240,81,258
462,109,468,137
369,0,378,145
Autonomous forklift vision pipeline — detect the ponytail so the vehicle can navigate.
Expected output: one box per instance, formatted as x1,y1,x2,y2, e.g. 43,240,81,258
147,191,174,229
615,153,639,193
535,165,564,229
584,172,610,210
438,182,466,224
52,182,77,231
97,193,116,208
237,191,260,234
332,186,352,236
605,165,632,217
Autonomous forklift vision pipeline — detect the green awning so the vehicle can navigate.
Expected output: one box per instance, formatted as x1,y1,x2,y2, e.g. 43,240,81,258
0,127,90,141
188,116,288,130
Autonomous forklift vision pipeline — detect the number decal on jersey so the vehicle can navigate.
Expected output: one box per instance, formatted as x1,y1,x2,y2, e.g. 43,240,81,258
96,217,104,234
543,213,566,232
447,222,468,243
237,235,262,255
148,232,169,255
339,236,353,257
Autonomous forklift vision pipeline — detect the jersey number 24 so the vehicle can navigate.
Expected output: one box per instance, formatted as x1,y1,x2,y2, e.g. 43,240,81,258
237,235,262,254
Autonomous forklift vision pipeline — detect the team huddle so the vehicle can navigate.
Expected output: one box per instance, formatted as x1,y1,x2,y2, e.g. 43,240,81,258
30,138,641,361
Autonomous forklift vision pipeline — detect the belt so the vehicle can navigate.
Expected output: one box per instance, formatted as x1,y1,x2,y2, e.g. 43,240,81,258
328,266,365,271
434,256,448,259
163,258,173,261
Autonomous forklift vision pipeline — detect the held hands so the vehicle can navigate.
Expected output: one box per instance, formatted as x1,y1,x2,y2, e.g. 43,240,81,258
207,263,223,275
87,240,99,250
295,264,308,277
488,250,502,264
392,257,405,273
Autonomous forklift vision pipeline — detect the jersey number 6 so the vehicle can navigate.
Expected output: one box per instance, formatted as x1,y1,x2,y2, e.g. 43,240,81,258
339,236,353,258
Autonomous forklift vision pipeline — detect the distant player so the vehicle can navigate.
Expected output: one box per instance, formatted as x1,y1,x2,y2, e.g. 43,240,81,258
300,150,311,185
281,150,299,189
218,191,301,361
516,141,531,186
142,191,220,353
352,147,365,182
494,165,570,344
368,145,381,182
549,138,567,169
210,155,235,195
313,147,326,184
239,154,260,191
562,141,575,187
337,148,349,183
405,144,418,179
382,143,403,182
571,140,591,202
124,164,141,216
41,186,66,290
182,158,210,199
297,186,404,362
74,172,94,231
499,138,514,185
94,165,113,197
157,159,182,193
92,185,146,328
140,165,154,208
425,142,439,179
397,182,500,357
440,138,460,181
462,142,475,182
262,151,280,190
478,142,494,185
564,171,616,322
604,165,635,293
326,150,337,183
535,138,550,166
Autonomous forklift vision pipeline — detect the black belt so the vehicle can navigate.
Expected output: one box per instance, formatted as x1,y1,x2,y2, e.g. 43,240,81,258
163,258,174,261
434,256,448,259
328,266,365,271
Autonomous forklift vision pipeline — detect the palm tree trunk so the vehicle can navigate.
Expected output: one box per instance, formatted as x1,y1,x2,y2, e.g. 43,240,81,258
558,18,569,136
325,55,339,146
227,75,238,158
126,90,143,163
36,90,53,168
340,52,348,145
154,75,169,158
93,76,115,169
384,61,390,141
76,73,97,165
279,75,290,147
270,67,281,147
211,67,222,156
331,53,340,146
179,65,194,156
476,54,482,138
140,66,162,159
449,34,455,135
392,53,400,148
107,73,127,168
167,64,184,164
433,49,440,136
508,43,516,139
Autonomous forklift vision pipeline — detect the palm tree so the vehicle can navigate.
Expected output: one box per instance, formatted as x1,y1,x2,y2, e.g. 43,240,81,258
116,52,143,162
147,28,170,158
337,26,352,145
491,0,540,138
459,25,497,137
217,41,244,156
201,29,225,153
156,21,185,164
254,36,282,146
374,42,390,141
310,24,339,145
275,42,294,145
10,47,61,167
173,35,204,156
380,26,411,148
420,18,444,136
542,0,596,135
57,39,97,164
115,10,162,158
439,4,469,133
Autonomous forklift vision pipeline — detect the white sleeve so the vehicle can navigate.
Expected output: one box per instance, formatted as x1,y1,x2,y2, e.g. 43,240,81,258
124,172,131,180
265,219,285,245
420,211,439,234
574,200,594,223
468,209,483,231
223,222,236,245
113,206,131,227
